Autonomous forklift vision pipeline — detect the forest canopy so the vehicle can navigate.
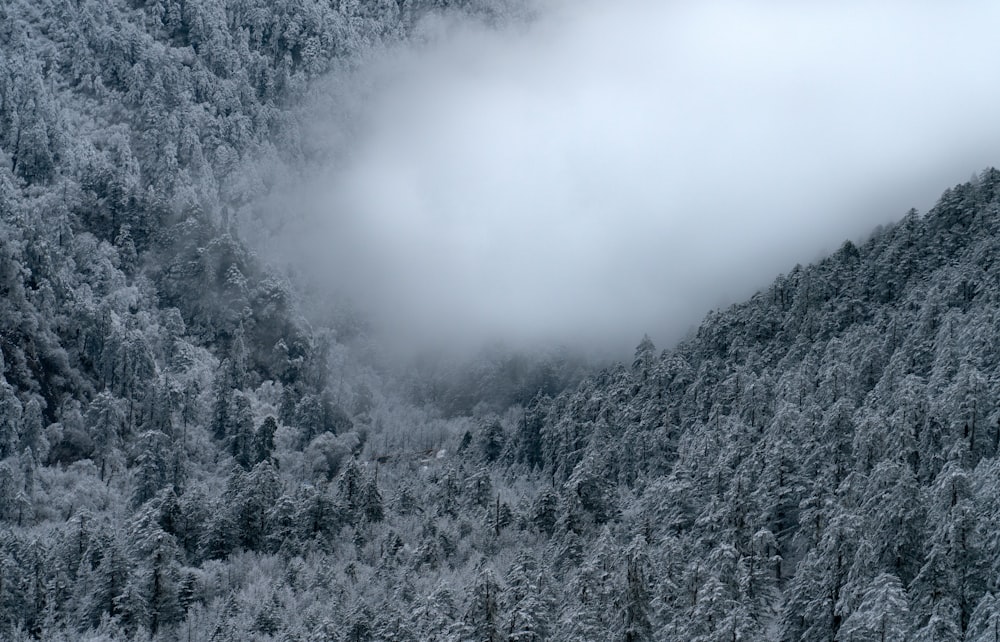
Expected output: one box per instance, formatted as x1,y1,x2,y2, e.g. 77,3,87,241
3,1,1000,641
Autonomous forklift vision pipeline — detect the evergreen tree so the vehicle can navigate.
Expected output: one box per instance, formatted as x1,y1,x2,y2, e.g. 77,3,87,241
621,536,653,642
838,573,910,642
461,565,504,642
252,415,277,465
131,431,175,508
967,593,1000,642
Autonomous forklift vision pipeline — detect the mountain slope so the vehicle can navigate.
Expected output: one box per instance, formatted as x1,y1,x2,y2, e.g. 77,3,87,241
5,0,1000,640
503,170,1000,640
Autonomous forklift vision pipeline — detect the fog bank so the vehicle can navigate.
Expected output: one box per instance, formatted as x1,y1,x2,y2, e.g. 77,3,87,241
277,0,1000,357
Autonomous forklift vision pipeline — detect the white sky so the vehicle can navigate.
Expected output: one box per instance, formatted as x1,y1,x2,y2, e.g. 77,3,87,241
289,0,1000,356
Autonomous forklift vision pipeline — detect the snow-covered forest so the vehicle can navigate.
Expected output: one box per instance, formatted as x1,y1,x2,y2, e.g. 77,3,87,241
4,1,1000,640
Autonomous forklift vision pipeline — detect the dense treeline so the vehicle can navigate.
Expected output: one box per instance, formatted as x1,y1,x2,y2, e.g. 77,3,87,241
5,0,1000,640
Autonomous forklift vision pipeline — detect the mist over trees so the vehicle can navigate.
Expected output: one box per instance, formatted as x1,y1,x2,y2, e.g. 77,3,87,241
5,0,1000,641
274,0,1000,357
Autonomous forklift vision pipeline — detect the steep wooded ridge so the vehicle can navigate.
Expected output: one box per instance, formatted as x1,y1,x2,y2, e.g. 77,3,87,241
3,1,1000,641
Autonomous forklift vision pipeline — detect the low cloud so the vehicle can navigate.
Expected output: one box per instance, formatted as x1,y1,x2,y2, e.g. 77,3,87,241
273,0,1000,357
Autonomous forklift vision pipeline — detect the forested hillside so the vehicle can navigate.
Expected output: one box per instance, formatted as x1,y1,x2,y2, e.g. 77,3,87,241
4,1,1000,641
